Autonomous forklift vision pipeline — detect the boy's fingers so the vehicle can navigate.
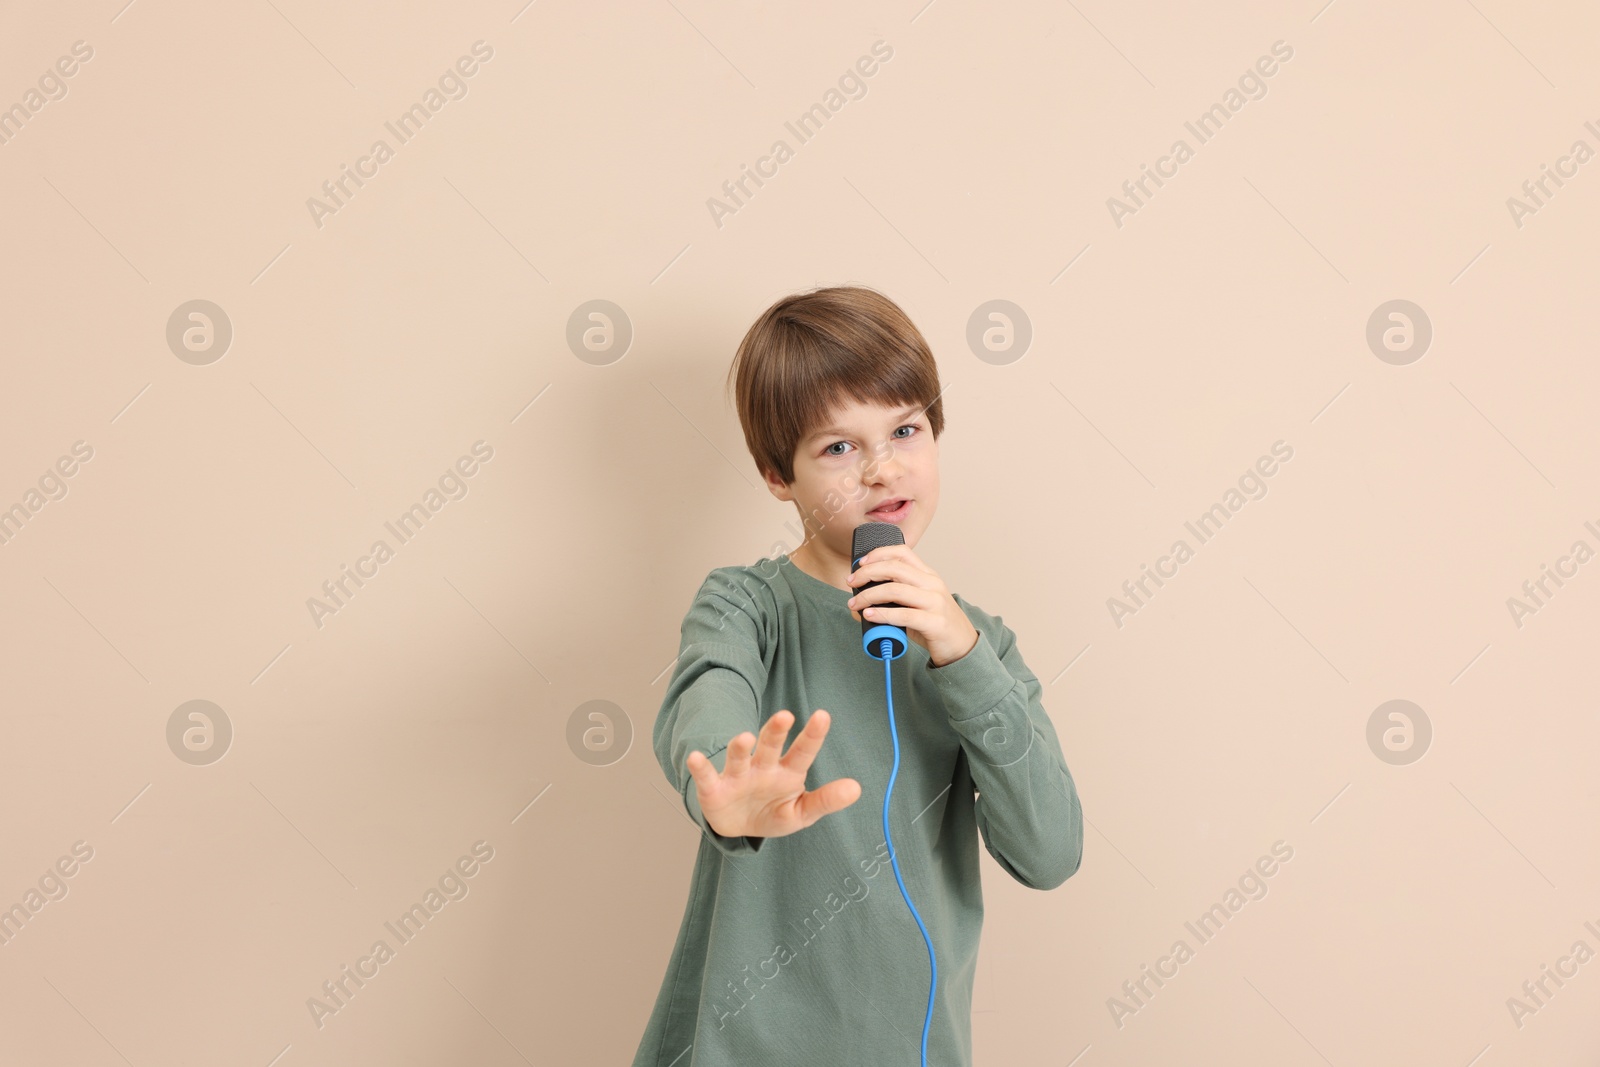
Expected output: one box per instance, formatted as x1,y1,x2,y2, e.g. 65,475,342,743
750,710,792,771
860,605,907,626
856,583,935,612
887,545,935,577
857,560,915,589
722,731,756,776
779,710,831,773
686,750,719,792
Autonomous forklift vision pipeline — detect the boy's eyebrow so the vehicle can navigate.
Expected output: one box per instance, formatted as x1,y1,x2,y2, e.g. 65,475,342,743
805,404,923,443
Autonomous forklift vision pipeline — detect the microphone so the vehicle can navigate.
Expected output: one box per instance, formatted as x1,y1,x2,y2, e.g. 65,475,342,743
852,522,908,660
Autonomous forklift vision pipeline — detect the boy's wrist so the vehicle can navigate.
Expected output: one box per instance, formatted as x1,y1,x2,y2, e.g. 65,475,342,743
929,626,980,668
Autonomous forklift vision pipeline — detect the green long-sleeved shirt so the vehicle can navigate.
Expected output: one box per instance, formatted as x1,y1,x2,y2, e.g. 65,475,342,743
633,554,1084,1067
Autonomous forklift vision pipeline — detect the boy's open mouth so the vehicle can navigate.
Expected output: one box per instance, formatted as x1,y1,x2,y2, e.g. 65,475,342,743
866,498,911,522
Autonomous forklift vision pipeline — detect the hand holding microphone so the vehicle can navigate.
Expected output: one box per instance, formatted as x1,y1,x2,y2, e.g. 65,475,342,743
848,523,981,667
852,523,911,660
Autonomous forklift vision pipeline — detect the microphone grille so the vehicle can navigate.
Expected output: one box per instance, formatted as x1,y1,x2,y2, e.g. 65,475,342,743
852,521,906,563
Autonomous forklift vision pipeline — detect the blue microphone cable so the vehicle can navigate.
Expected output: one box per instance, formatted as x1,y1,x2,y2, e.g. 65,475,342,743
854,522,937,1063
876,635,937,1067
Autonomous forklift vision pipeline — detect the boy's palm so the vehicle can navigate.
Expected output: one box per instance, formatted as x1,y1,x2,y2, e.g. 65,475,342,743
687,710,860,840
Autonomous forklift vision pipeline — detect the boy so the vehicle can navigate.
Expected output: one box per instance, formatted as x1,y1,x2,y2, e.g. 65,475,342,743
633,285,1084,1067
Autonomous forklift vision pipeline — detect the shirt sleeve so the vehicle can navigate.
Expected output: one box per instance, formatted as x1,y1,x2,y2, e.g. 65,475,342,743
653,568,773,857
923,603,1084,890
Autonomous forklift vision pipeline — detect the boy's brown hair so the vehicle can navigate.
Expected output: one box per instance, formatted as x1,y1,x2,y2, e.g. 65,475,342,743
726,285,946,486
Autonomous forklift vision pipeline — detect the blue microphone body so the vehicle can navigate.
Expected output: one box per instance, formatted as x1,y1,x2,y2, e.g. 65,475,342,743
852,522,909,660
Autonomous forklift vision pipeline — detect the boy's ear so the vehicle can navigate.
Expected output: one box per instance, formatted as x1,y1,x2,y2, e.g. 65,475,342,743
761,463,795,501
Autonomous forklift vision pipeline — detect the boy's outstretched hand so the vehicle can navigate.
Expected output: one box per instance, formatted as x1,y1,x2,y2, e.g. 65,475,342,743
686,709,861,841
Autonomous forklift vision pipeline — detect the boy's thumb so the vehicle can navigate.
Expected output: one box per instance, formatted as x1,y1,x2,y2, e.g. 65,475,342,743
802,778,861,824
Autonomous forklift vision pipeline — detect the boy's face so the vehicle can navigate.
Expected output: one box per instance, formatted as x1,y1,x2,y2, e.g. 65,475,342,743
763,395,939,568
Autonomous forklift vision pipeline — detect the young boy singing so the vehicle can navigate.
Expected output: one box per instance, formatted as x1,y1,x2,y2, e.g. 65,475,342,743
632,285,1084,1067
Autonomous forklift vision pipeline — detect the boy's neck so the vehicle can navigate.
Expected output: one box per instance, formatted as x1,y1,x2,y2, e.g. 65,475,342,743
785,543,852,592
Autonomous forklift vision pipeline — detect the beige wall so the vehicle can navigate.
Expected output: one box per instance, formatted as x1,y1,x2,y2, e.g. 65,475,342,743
2,1,1597,1064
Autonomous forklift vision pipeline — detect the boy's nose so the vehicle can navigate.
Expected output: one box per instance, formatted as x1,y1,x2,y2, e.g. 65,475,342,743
864,449,904,482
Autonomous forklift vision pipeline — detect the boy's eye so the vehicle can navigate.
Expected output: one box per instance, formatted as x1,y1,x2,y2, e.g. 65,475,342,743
822,423,919,457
